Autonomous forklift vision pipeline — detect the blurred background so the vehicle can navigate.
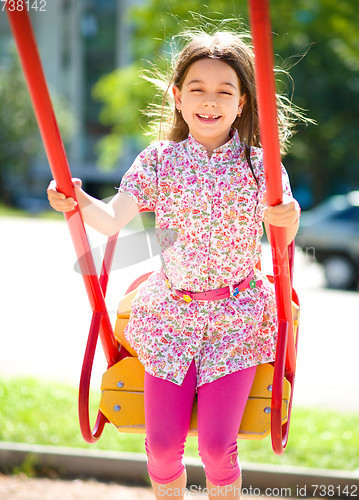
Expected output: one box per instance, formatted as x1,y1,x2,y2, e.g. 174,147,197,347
1,0,359,478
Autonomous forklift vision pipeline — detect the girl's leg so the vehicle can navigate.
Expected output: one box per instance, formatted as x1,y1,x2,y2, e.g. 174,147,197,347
144,359,197,500
197,365,257,499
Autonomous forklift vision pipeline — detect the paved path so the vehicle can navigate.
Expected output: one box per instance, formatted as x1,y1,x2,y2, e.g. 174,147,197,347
1,215,359,411
0,474,308,500
0,474,155,500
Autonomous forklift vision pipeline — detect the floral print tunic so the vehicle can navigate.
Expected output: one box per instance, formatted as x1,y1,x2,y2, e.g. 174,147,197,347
118,130,292,387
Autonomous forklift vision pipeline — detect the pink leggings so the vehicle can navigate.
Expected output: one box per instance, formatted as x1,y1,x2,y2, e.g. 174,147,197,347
144,360,256,486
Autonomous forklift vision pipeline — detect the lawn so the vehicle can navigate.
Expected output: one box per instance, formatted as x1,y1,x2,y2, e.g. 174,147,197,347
0,376,358,472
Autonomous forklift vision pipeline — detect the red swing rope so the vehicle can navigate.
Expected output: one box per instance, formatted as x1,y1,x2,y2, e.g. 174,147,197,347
248,0,297,454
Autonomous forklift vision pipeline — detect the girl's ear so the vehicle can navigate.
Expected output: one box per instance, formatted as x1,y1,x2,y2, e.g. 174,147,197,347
172,85,182,110
238,93,247,112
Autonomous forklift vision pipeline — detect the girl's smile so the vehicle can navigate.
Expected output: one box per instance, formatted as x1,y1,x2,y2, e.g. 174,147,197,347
196,114,221,123
172,58,246,154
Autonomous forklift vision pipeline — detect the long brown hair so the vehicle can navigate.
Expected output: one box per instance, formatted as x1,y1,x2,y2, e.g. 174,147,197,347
143,28,307,157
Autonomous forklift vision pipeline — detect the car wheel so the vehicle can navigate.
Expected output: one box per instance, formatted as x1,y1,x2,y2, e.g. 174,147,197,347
323,255,355,289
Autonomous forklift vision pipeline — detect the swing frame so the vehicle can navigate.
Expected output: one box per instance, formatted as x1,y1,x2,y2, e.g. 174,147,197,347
6,0,298,455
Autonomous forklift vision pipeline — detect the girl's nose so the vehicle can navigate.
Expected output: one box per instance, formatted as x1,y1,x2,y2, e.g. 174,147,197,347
203,93,217,107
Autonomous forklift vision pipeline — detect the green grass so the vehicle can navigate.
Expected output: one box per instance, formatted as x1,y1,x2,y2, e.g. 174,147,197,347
0,203,31,217
0,202,62,220
0,377,358,472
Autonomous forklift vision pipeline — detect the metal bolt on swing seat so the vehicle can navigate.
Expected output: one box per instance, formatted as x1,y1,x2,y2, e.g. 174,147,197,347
264,407,271,414
117,381,124,388
113,405,121,412
267,384,273,392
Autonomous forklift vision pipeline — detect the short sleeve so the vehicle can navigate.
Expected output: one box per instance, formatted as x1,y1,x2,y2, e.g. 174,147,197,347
118,144,158,211
252,149,293,221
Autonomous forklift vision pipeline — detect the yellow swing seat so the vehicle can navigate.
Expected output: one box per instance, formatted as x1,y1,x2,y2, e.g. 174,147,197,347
99,280,300,440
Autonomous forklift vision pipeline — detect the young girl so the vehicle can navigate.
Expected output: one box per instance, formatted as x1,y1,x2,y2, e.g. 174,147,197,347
48,30,301,500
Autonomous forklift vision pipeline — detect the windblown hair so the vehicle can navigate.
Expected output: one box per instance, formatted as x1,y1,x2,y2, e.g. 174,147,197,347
143,27,307,157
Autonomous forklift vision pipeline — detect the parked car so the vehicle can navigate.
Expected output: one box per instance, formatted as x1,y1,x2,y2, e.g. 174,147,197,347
296,191,359,289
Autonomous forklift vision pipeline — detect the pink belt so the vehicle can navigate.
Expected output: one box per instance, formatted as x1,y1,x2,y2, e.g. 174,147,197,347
160,269,262,302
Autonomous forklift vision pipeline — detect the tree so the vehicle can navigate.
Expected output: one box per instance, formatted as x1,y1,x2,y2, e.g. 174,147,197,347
0,48,75,205
93,0,359,206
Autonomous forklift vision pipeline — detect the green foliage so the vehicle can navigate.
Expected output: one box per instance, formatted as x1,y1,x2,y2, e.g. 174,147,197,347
93,0,359,205
0,51,41,183
128,0,246,60
92,62,158,169
0,48,76,203
267,0,359,201
1,376,359,471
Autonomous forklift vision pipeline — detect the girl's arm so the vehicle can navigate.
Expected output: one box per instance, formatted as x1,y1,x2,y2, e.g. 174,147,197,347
47,178,139,236
263,195,301,246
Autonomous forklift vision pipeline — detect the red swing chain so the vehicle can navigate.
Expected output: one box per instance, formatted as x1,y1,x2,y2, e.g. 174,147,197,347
248,0,297,454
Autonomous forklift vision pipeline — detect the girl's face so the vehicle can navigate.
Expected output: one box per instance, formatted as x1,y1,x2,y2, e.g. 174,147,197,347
172,58,246,154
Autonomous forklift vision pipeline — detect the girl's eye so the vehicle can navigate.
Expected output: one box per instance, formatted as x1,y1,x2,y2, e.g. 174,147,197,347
220,91,232,95
191,89,203,93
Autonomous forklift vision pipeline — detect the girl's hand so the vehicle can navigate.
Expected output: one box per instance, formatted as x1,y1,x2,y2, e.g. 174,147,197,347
47,178,82,213
262,193,301,227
